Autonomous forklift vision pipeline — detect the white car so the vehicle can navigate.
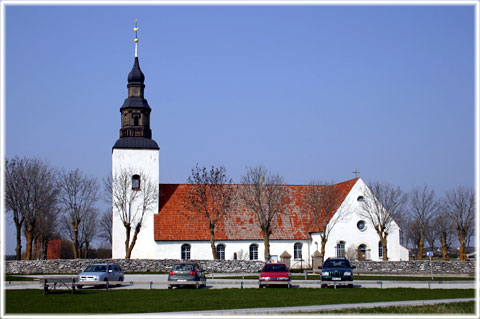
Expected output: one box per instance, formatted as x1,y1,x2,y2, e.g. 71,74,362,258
77,263,124,288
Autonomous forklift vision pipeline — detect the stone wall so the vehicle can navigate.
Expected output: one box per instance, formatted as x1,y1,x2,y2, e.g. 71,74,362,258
351,260,475,275
5,259,475,275
5,259,265,275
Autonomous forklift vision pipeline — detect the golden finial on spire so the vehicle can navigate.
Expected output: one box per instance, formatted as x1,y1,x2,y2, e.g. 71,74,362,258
134,19,139,57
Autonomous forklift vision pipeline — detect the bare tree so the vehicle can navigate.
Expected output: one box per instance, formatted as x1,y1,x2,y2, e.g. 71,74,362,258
408,186,437,260
432,209,454,261
78,208,98,258
424,224,437,254
304,180,347,263
359,181,407,261
443,186,474,261
240,166,289,261
404,216,422,259
6,158,59,260
98,209,113,247
34,202,60,260
5,157,26,260
58,169,98,259
186,164,236,259
108,169,158,259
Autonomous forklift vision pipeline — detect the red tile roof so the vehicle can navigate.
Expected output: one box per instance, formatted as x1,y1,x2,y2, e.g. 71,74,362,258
154,178,358,241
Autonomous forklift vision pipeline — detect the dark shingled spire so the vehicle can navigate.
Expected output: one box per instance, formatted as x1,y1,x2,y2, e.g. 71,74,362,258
127,57,145,84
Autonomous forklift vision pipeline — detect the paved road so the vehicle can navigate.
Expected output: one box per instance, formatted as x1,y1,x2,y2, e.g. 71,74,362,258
4,274,475,290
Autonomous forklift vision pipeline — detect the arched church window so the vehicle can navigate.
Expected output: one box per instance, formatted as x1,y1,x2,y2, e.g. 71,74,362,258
133,115,139,126
216,244,225,260
132,175,141,190
249,244,258,260
181,244,191,260
294,243,302,259
336,241,345,258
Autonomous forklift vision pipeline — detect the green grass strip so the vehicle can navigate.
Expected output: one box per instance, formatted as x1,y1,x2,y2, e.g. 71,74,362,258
5,288,474,314
314,301,475,314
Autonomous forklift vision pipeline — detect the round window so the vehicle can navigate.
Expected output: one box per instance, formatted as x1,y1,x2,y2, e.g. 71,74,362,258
357,220,366,232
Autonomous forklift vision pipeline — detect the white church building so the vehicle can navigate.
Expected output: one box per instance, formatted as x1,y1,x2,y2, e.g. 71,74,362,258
112,30,409,265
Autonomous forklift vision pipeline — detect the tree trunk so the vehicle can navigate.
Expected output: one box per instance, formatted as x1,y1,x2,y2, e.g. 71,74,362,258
124,223,131,259
84,242,89,259
440,232,450,261
263,231,271,261
126,223,141,259
72,221,79,259
210,227,217,260
320,236,327,264
418,230,424,261
25,225,34,260
15,223,22,260
457,228,466,261
381,237,388,261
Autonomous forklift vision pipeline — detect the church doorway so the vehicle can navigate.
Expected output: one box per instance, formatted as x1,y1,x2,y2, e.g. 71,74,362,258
357,244,367,261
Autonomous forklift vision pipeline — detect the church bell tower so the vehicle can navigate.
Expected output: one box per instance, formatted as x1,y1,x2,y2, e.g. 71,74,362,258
112,20,159,259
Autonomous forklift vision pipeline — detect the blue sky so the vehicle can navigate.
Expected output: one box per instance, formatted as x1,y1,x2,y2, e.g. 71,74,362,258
3,3,476,254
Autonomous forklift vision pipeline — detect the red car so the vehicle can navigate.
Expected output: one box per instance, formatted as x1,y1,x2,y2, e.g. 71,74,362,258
258,263,291,288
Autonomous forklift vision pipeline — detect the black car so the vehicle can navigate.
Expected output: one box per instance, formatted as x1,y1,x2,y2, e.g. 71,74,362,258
319,257,356,288
168,263,207,289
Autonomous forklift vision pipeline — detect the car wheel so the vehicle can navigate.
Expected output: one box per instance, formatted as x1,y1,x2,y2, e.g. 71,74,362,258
321,284,326,288
168,285,172,289
348,284,353,288
77,285,83,289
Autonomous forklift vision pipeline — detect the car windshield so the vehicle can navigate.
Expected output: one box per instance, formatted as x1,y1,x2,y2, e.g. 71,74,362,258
84,265,107,273
263,264,288,272
323,260,350,268
172,264,194,271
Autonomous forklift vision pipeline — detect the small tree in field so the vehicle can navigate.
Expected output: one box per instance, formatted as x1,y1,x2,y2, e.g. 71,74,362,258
107,169,158,259
442,186,474,261
408,186,437,260
240,166,289,261
186,164,236,259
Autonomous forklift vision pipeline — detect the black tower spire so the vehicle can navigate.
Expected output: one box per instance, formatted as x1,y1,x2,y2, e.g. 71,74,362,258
113,20,158,150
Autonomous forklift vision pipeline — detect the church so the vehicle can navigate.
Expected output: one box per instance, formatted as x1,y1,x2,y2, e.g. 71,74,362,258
111,25,409,265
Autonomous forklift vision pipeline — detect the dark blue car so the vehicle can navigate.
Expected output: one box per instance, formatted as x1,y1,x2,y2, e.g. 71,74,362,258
320,257,355,288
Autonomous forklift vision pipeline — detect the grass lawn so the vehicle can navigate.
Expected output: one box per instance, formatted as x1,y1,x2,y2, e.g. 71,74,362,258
314,301,475,314
5,288,474,314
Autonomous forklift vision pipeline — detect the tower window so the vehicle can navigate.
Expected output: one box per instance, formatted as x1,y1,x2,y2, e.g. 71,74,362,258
132,175,141,190
133,115,139,126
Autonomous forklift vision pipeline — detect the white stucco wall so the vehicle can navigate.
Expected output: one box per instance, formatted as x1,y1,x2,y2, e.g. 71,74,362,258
153,239,311,267
112,148,159,259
